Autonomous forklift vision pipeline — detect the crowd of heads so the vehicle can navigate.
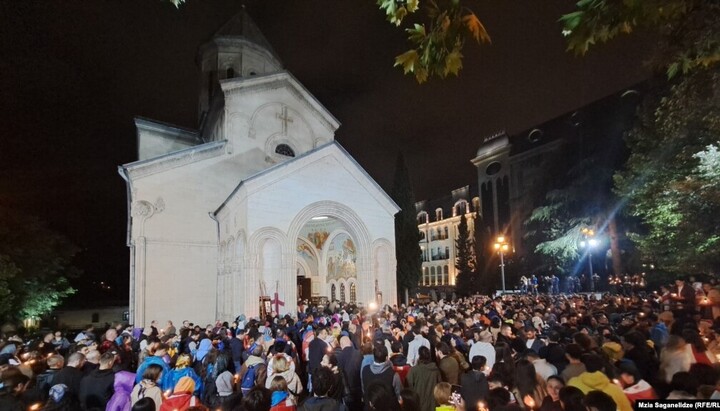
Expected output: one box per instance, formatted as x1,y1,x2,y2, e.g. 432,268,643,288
1,276,720,411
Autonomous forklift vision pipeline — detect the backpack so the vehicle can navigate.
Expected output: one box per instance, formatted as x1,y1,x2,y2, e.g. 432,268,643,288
241,364,258,395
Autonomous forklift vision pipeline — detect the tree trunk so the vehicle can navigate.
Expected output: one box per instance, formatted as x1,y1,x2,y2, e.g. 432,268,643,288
608,217,623,277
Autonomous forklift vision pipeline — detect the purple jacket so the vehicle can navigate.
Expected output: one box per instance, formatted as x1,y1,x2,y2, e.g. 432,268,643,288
105,371,135,411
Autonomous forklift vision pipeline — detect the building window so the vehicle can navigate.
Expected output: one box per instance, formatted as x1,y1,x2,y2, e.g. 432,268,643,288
430,267,436,285
445,246,449,259
443,265,449,285
436,208,443,221
417,212,428,224
423,267,429,285
444,227,449,240
331,284,337,302
226,67,235,79
275,144,295,157
350,283,357,303
486,161,502,176
455,201,467,216
91,313,99,323
340,283,346,302
419,231,426,241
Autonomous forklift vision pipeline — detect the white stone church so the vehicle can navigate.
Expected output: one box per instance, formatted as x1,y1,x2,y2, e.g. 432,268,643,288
118,12,398,327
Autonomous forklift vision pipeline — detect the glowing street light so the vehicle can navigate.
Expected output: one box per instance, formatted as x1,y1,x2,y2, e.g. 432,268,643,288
580,227,598,292
494,235,510,292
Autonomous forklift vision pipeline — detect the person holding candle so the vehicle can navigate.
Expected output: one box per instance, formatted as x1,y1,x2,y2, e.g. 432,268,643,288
510,360,546,410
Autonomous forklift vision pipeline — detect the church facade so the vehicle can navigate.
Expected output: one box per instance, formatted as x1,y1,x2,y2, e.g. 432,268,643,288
118,13,398,327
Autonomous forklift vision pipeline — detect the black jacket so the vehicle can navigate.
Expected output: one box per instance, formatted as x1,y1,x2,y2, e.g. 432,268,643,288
299,396,348,411
79,368,115,410
460,370,489,407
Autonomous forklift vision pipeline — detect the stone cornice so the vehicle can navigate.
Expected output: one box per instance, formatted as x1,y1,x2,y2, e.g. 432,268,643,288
122,140,227,180
220,71,340,133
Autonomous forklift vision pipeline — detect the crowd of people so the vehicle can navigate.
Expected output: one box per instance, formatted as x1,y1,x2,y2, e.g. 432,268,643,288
1,277,720,411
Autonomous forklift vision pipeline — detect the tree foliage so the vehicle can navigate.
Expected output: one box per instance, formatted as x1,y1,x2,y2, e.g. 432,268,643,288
454,212,475,295
615,67,720,274
391,153,423,295
560,0,720,78
0,207,78,321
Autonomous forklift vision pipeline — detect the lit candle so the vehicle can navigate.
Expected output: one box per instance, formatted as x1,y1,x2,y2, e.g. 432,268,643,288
523,395,536,410
29,403,42,411
234,373,240,384
612,378,621,386
477,401,487,411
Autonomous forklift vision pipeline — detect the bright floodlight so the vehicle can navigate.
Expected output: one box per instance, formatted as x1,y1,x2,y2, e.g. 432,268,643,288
588,238,599,247
368,301,378,311
497,235,505,243
580,241,586,248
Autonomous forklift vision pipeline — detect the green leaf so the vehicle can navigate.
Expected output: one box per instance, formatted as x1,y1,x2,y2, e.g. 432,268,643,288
406,0,419,13
444,48,463,76
407,24,427,44
394,49,420,74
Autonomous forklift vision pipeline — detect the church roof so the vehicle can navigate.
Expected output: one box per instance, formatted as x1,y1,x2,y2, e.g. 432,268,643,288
213,141,400,217
212,10,282,64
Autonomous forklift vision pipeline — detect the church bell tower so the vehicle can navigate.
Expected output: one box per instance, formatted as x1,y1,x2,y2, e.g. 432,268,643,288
197,11,283,123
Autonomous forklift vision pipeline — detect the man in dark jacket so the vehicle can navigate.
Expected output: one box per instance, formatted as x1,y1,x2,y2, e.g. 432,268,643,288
230,328,245,373
336,336,363,411
53,352,85,402
34,354,64,401
299,367,348,411
78,352,116,410
460,356,489,407
308,327,330,391
361,344,402,406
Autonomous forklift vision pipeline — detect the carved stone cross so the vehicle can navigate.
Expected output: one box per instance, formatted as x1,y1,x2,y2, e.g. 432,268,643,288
276,106,293,135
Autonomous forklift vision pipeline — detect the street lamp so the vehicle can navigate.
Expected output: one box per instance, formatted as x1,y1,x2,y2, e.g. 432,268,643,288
493,235,510,292
579,228,598,292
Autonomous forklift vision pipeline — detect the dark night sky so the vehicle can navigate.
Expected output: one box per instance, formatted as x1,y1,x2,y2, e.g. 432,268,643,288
0,0,651,303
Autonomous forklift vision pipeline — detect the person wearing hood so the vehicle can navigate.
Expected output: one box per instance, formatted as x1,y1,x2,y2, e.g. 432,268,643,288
460,355,489,407
361,343,402,399
567,354,631,411
162,354,203,396
135,343,171,385
193,338,213,366
615,362,657,404
106,370,136,411
159,376,206,411
266,354,303,401
298,367,348,411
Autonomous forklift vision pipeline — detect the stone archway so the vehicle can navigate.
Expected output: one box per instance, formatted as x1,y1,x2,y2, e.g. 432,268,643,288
287,201,373,306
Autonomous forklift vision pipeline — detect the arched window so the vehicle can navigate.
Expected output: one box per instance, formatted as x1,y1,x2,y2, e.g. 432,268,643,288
436,208,443,221
226,67,235,79
340,283,346,303
331,284,337,302
275,144,295,157
444,227,449,239
430,267,436,285
417,212,428,225
455,200,467,216
445,246,449,259
443,265,449,285
350,283,357,303
423,267,429,285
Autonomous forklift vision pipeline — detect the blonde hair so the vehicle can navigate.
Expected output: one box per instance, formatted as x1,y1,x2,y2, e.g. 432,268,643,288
433,382,452,406
272,354,289,373
270,375,288,392
175,354,191,369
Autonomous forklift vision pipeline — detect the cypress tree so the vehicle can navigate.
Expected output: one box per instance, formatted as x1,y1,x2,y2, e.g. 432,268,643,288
454,212,475,296
390,153,422,301
472,209,493,294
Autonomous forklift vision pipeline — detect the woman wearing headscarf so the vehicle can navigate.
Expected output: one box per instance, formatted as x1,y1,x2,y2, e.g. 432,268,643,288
159,376,206,411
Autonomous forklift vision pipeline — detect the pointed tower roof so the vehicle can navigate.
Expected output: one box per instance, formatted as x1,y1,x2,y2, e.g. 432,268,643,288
213,10,282,63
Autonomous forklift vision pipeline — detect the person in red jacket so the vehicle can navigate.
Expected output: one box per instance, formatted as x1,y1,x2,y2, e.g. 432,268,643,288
269,375,297,411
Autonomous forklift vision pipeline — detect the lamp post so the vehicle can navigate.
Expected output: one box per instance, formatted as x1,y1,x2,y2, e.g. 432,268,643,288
494,235,510,292
579,228,598,292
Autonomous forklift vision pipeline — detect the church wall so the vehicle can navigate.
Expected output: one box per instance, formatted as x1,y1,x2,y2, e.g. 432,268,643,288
137,129,197,161
223,84,335,159
142,241,217,326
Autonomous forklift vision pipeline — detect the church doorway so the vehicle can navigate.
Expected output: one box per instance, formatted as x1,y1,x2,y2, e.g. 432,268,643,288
296,216,358,303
